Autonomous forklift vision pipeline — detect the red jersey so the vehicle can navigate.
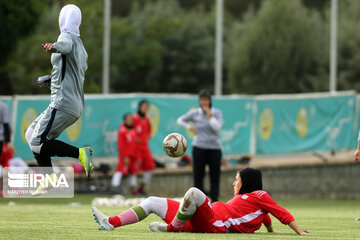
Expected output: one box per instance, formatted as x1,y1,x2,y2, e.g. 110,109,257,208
133,113,151,145
211,191,294,233
117,124,136,159
0,145,12,167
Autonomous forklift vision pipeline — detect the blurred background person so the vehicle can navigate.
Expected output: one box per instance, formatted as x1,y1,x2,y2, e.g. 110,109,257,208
0,143,28,178
177,90,223,202
111,113,139,194
0,125,27,189
0,101,15,158
133,100,155,195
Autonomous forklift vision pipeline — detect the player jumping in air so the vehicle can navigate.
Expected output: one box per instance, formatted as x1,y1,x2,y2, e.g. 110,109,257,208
92,168,310,235
25,4,93,195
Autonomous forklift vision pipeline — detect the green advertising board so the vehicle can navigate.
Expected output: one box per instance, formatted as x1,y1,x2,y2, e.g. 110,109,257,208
353,95,360,148
256,93,356,154
13,95,254,160
13,97,50,159
10,92,358,160
146,96,254,156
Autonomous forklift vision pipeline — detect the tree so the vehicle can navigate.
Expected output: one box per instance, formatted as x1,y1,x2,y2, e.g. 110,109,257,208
110,0,217,93
0,0,48,94
336,0,360,91
3,0,337,95
228,0,328,94
4,0,104,94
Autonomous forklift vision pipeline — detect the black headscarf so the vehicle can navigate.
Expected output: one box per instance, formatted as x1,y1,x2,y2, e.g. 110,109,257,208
123,113,133,129
198,89,212,108
238,168,263,194
137,100,149,118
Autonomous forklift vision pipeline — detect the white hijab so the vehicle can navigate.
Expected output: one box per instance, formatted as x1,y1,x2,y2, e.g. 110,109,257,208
59,4,82,37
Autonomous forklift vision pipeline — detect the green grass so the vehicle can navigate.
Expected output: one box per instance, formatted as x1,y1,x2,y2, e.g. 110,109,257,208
0,195,359,240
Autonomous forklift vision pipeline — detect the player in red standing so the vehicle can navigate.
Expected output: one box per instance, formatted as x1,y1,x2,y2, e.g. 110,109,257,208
92,167,310,235
132,100,155,195
111,113,139,194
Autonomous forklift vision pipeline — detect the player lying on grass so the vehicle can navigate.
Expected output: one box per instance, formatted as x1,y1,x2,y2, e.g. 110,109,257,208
92,168,310,235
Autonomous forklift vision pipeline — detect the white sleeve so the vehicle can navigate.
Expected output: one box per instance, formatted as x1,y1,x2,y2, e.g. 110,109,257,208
177,110,196,130
209,110,223,133
53,33,73,55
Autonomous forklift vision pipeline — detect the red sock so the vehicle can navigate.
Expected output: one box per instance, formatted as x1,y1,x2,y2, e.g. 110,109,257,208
108,209,140,228
109,216,121,228
167,223,181,232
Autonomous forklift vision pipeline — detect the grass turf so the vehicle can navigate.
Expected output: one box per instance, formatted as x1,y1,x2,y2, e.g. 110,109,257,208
0,195,359,240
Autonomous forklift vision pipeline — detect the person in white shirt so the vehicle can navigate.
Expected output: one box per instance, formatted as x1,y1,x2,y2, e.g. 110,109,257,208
177,90,223,202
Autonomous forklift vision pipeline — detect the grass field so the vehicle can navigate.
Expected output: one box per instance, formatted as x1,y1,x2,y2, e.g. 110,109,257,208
0,195,359,240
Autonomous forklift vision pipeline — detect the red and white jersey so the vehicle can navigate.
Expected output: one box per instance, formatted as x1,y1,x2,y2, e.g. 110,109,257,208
117,124,136,159
133,113,151,145
211,191,295,233
0,145,12,168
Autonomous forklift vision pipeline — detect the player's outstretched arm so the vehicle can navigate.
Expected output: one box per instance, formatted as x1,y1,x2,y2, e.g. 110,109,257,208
43,34,73,55
288,220,311,236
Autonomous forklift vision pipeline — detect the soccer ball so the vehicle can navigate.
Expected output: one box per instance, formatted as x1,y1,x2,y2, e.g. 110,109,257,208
162,133,187,158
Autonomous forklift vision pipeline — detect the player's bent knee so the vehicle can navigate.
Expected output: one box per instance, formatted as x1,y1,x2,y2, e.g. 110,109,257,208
144,196,159,206
29,143,42,154
187,187,200,193
25,127,34,143
185,187,206,206
140,196,156,210
139,196,167,219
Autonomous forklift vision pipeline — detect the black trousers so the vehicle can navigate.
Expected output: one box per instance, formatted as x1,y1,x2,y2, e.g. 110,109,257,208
192,146,222,202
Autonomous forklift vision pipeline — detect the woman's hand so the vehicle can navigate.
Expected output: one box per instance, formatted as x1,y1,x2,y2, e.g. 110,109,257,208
42,43,55,52
288,221,311,236
202,105,212,118
189,127,197,135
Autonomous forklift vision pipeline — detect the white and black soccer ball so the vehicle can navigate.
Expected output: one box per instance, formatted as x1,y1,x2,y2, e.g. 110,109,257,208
162,133,187,158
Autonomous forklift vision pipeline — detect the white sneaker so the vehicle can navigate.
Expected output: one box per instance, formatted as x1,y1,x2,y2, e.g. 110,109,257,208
92,207,114,231
149,222,168,232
